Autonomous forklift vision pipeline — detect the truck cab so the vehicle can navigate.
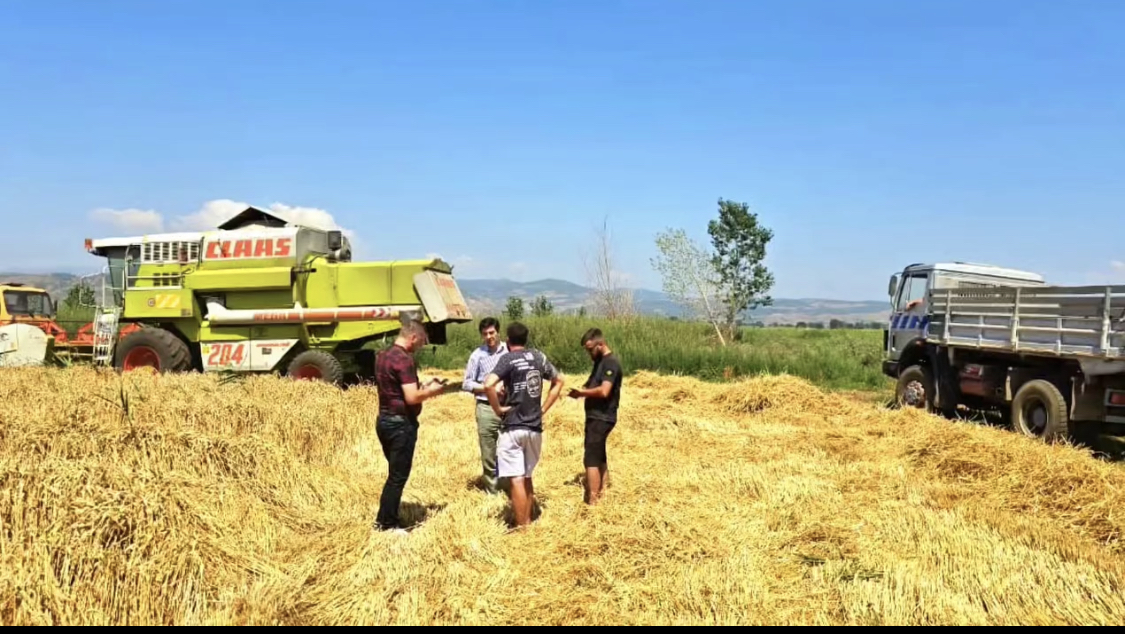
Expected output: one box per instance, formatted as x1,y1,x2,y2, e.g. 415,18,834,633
882,262,1046,380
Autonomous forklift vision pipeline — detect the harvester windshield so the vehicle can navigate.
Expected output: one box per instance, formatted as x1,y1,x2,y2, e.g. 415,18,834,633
3,290,54,318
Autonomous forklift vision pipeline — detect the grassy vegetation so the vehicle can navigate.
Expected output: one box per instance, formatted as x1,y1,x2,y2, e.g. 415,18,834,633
45,308,890,391
420,315,890,391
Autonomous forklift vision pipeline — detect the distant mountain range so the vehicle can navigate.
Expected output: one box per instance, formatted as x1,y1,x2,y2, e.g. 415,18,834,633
455,279,889,325
0,272,891,325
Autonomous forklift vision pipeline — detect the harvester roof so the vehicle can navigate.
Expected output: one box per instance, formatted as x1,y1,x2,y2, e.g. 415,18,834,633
85,205,343,256
216,206,290,230
0,282,48,293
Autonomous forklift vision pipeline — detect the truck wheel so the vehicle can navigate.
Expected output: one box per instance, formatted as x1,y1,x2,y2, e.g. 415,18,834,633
896,364,935,412
1011,379,1069,443
286,350,343,385
114,327,192,374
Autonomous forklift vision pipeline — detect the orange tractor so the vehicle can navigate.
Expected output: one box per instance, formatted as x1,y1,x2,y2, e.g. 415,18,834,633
0,282,138,364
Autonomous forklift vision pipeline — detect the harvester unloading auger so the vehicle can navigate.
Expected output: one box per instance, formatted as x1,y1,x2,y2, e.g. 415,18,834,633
0,205,473,384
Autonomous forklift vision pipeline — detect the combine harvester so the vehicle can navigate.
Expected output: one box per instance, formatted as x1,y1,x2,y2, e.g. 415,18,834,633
883,262,1125,442
0,206,473,384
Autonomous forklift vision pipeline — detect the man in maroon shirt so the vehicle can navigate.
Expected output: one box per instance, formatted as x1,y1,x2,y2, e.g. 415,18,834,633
373,319,450,533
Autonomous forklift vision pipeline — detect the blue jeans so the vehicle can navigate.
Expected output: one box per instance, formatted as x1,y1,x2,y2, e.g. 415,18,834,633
375,413,419,530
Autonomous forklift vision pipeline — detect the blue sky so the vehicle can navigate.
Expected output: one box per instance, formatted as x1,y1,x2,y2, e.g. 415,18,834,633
1,0,1122,300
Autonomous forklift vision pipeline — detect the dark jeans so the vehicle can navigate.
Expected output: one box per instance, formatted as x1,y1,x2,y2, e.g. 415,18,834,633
375,413,419,530
583,417,616,468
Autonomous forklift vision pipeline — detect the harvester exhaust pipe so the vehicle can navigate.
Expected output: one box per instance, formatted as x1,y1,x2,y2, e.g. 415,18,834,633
205,301,425,325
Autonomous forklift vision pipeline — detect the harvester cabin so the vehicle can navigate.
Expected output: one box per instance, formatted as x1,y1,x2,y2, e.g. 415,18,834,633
86,206,351,301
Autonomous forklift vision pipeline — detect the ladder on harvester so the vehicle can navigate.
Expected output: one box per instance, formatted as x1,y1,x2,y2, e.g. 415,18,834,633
92,307,120,365
91,265,123,366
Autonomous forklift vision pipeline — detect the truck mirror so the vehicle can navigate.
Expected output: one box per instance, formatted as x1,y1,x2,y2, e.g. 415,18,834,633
327,230,343,251
888,274,899,298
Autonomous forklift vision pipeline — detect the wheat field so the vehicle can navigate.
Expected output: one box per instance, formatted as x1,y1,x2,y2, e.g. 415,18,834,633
1,365,1124,625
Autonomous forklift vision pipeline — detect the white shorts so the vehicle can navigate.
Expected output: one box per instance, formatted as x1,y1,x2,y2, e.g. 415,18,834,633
497,428,542,479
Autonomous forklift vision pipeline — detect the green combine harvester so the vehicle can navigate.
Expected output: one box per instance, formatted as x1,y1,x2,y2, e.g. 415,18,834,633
79,205,472,384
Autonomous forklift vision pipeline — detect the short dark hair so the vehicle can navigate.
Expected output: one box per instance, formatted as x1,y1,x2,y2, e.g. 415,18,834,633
507,321,529,346
401,319,427,340
581,327,603,346
479,317,500,333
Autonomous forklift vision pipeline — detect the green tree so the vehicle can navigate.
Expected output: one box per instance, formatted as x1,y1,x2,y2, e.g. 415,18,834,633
505,296,525,320
63,281,95,311
651,228,728,345
707,198,775,341
531,294,554,317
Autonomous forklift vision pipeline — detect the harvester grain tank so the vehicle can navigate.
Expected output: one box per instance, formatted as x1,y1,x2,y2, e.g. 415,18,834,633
81,205,473,383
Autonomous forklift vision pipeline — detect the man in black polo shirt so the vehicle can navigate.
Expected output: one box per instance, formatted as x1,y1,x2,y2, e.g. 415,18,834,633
568,327,622,506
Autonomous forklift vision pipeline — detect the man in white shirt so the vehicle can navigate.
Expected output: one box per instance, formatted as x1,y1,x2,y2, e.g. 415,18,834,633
462,317,508,495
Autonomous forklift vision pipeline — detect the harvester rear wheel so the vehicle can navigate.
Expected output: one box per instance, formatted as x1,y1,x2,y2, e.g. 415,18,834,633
287,350,343,385
114,327,192,374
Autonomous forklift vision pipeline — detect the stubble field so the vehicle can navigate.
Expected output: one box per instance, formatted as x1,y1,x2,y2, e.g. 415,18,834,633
1,361,1124,626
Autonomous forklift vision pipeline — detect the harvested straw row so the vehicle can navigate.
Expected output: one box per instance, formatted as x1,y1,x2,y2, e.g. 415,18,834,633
0,365,1123,625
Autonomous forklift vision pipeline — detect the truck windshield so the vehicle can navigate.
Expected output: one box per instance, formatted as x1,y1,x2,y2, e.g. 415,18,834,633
3,291,54,317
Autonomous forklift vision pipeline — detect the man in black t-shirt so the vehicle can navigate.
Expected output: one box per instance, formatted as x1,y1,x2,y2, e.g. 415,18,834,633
568,327,622,506
484,321,564,528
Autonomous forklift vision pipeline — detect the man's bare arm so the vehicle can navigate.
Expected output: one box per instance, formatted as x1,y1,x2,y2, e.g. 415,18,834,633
403,380,445,405
569,380,612,399
484,373,509,417
542,375,565,416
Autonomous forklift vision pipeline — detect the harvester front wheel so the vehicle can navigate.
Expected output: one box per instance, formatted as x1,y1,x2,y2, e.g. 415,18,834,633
114,327,192,374
287,350,343,385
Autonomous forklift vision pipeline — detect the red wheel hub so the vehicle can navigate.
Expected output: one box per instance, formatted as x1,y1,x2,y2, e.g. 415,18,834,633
123,346,160,371
293,365,322,380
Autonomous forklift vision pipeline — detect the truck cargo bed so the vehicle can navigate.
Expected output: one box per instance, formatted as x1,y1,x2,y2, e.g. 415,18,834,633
926,285,1125,360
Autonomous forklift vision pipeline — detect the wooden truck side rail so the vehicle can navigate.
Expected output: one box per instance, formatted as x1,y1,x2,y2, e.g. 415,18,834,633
926,284,1125,360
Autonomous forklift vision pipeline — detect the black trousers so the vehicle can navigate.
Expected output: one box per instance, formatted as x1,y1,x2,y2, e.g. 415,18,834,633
375,413,419,529
583,417,616,468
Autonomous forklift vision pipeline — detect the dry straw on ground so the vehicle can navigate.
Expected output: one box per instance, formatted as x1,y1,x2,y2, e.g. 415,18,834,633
1,365,1124,625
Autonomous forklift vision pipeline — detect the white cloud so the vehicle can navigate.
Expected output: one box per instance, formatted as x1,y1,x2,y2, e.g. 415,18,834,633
88,207,165,233
90,199,357,248
1110,261,1125,282
169,199,248,232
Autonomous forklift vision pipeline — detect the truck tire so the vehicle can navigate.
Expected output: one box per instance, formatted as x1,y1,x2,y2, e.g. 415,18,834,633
286,350,343,385
895,364,935,413
1011,379,1069,443
114,327,192,374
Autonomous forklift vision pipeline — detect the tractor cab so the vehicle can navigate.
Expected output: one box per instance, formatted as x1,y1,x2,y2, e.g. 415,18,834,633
0,283,57,324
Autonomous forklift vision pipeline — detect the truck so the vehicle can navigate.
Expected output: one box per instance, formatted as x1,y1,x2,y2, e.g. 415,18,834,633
73,205,473,383
883,261,1125,442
